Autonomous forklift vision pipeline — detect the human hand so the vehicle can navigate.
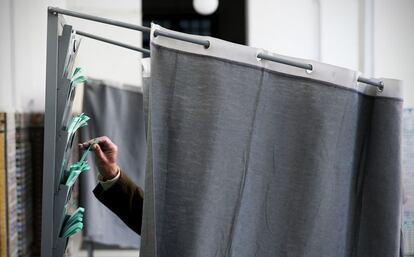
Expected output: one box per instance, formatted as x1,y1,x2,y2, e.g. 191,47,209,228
79,136,119,181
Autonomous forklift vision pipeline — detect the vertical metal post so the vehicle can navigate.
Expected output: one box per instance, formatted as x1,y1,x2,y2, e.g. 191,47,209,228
41,9,59,257
54,25,73,192
87,241,94,257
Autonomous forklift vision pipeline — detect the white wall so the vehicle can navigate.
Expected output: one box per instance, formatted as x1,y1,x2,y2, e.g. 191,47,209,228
0,0,14,112
248,0,414,107
248,0,320,61
0,0,142,113
0,0,66,112
374,0,414,106
66,0,143,87
319,0,360,70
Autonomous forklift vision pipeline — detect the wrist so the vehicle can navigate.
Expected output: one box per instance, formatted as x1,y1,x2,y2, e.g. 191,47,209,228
101,165,120,181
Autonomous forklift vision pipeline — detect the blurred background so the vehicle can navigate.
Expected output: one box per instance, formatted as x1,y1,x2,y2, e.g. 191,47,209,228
0,0,413,256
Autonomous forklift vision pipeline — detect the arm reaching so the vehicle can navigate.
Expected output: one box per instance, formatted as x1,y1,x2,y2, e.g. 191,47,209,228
79,136,119,180
80,136,144,235
93,170,144,235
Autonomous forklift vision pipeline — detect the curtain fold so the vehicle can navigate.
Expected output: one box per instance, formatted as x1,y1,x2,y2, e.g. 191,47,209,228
141,25,404,257
402,108,414,255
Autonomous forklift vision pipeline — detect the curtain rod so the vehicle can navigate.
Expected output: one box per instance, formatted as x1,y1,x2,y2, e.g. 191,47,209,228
75,30,150,55
48,7,209,47
257,52,313,71
49,6,384,90
48,7,151,33
256,53,384,89
154,29,210,48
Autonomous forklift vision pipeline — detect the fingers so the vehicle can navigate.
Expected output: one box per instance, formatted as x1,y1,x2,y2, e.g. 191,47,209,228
96,136,116,152
79,136,113,150
92,143,107,162
79,139,95,149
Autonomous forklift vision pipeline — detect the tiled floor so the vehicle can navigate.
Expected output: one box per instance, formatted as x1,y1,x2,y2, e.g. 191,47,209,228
67,234,140,257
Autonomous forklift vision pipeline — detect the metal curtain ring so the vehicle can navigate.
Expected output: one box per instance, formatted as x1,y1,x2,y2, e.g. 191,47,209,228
306,65,313,74
377,81,385,92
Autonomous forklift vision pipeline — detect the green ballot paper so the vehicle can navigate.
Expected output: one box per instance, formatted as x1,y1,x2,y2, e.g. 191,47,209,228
62,222,83,238
65,161,90,188
61,135,95,186
70,67,87,85
62,207,85,234
80,139,97,163
66,113,90,136
61,67,87,130
63,216,83,233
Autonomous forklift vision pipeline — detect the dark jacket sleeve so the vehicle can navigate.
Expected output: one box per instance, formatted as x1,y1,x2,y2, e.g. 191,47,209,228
93,171,144,235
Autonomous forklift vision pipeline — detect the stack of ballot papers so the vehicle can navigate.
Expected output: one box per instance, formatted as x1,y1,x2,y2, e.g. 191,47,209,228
60,207,85,238
61,67,87,131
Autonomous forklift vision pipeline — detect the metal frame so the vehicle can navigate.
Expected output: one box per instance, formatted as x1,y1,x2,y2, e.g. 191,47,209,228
47,6,384,89
257,52,313,70
41,12,88,257
41,10,60,257
42,11,77,257
75,30,150,55
257,52,384,89
153,29,210,48
48,7,150,33
41,8,149,257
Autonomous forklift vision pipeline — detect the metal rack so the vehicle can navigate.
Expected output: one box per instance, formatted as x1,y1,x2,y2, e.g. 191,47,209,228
47,6,385,89
42,12,74,257
41,7,150,257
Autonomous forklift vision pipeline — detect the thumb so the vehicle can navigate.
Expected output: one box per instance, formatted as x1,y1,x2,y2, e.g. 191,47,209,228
93,144,107,162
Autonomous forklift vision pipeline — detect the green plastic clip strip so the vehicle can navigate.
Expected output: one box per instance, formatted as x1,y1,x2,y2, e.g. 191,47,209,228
70,67,87,86
64,161,90,188
66,113,89,134
61,207,85,236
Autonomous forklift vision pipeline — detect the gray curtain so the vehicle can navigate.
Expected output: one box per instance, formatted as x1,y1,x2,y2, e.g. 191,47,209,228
402,108,414,255
140,26,404,257
80,80,146,248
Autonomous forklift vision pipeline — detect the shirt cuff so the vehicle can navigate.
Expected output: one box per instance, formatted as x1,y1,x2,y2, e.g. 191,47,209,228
97,169,121,191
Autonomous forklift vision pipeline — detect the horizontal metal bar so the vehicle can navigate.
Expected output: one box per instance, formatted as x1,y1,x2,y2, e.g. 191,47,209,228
154,29,210,48
48,7,151,33
76,30,150,55
257,52,384,89
48,7,385,90
257,52,313,70
357,76,384,89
